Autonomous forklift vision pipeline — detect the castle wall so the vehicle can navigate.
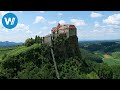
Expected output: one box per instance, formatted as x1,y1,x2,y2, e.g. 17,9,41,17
42,24,77,46
43,34,52,46
69,28,76,37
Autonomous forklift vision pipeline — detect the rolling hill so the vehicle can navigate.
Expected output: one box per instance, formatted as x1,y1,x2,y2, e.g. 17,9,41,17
0,41,23,47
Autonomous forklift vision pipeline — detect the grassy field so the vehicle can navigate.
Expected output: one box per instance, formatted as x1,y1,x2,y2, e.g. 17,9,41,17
0,47,16,61
0,46,24,61
103,58,120,66
102,54,120,66
95,52,120,66
0,44,41,61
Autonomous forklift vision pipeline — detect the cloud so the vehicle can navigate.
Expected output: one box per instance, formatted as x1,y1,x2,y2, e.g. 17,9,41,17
106,25,120,29
26,30,32,33
58,12,63,16
70,19,86,26
33,16,45,24
13,24,28,31
3,23,31,33
39,11,45,13
91,24,120,34
49,31,51,34
94,22,100,27
103,14,120,24
90,12,102,18
59,20,66,25
0,11,10,16
48,21,57,25
77,28,120,41
1,28,9,32
38,31,42,34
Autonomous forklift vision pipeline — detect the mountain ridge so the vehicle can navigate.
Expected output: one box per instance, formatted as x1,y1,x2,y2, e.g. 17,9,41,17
0,41,23,47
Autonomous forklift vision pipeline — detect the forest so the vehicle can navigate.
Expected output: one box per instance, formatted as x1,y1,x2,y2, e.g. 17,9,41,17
0,36,120,79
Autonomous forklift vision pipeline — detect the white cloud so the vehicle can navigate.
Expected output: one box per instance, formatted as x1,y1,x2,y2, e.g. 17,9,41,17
103,14,120,24
11,24,32,33
49,31,51,34
70,19,86,26
0,11,10,16
58,13,63,16
91,24,119,34
59,20,66,25
77,28,120,41
0,23,31,33
90,12,102,18
38,31,42,34
107,25,120,29
26,30,32,33
13,24,27,31
39,11,45,13
33,16,45,24
92,29,106,33
48,21,57,25
94,22,100,27
108,29,115,33
1,29,9,32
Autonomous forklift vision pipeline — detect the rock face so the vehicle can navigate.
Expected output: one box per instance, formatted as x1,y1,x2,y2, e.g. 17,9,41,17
67,35,81,58
52,35,81,63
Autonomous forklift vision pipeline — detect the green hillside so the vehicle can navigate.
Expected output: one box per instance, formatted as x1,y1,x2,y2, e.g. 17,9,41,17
0,47,18,61
0,36,115,79
102,52,120,66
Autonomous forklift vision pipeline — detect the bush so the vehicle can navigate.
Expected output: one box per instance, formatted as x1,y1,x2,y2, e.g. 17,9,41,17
96,63,113,79
112,52,120,59
25,38,35,47
111,65,120,79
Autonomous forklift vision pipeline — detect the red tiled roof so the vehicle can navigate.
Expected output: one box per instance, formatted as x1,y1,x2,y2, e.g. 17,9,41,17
69,25,76,28
51,24,76,32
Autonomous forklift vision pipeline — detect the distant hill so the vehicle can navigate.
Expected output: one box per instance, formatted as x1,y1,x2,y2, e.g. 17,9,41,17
79,39,120,43
0,41,23,47
79,40,120,53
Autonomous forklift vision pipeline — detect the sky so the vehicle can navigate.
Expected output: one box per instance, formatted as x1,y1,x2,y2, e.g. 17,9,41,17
0,11,120,42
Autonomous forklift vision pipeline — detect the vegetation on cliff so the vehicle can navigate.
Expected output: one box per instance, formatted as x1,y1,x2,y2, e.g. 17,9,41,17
0,35,117,79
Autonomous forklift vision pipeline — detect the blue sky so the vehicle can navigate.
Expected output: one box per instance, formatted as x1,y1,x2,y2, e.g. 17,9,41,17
0,11,120,42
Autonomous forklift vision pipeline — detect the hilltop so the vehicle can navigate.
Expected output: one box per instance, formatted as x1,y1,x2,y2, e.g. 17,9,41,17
0,23,118,79
0,35,115,79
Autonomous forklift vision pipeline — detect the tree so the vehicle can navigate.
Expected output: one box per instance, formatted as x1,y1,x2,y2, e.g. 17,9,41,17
86,71,99,79
96,63,113,79
111,65,120,79
35,35,42,44
25,38,35,47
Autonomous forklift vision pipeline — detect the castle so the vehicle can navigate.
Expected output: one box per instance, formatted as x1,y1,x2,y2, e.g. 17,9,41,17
42,23,77,45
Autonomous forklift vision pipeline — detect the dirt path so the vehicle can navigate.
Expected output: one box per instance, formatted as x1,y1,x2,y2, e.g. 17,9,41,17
104,54,111,59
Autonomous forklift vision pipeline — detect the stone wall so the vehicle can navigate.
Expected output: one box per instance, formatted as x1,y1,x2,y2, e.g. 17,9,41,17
42,24,77,46
69,28,77,37
43,34,52,46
